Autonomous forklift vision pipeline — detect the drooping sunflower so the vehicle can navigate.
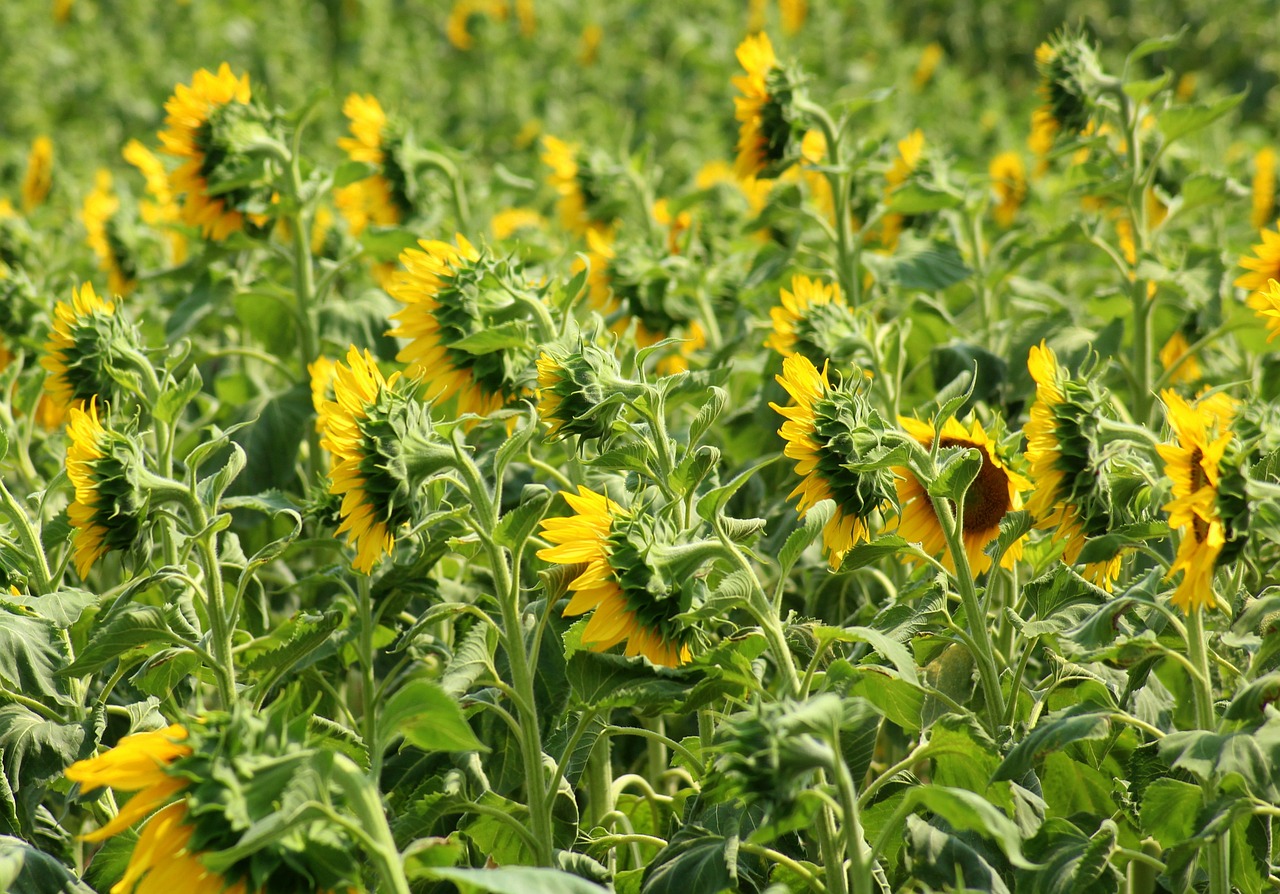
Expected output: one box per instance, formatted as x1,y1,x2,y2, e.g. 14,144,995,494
1239,232,1280,296
81,170,137,297
1023,343,1123,588
1247,278,1280,342
989,151,1027,228
158,63,269,241
895,415,1029,575
1252,148,1276,231
65,398,147,578
123,140,188,264
765,275,864,370
770,354,896,570
1034,34,1097,136
387,234,539,417
41,282,138,416
1157,390,1237,614
21,136,53,213
538,486,692,667
334,93,413,237
320,346,453,574
732,32,803,180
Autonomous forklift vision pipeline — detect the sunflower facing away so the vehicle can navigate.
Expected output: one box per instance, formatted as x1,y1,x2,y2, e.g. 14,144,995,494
1157,389,1235,614
535,341,626,443
538,486,692,667
732,32,802,180
41,282,135,416
989,151,1027,228
386,234,537,418
81,169,137,296
334,93,412,236
123,139,188,264
1159,329,1202,384
158,63,262,241
1023,343,1122,588
771,354,896,570
895,415,1029,575
541,135,619,237
765,274,861,367
66,398,147,578
22,136,54,213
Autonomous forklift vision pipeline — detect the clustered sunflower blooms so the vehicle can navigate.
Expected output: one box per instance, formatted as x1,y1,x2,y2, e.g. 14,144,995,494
66,713,366,894
158,63,275,241
65,398,148,578
387,233,540,417
895,415,1029,575
1022,343,1123,588
319,345,454,574
41,281,144,416
334,93,413,237
988,151,1027,228
732,32,806,180
535,339,629,443
771,353,897,570
22,135,54,213
765,275,865,369
81,169,137,296
541,135,623,237
1157,390,1236,614
538,486,694,667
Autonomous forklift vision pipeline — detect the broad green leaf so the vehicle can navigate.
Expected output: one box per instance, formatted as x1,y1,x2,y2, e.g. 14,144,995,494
778,499,835,575
811,625,919,684
379,679,488,754
333,159,378,187
906,813,1013,893
844,669,924,732
442,623,497,697
1139,778,1200,847
494,484,552,550
904,785,1036,868
565,651,694,711
993,706,1111,782
888,181,963,214
642,829,741,894
1122,71,1172,103
863,236,971,291
0,835,96,894
231,384,309,496
426,866,608,894
61,604,191,677
1158,723,1280,799
0,705,95,788
928,445,983,505
929,716,1012,811
836,535,909,571
1125,28,1186,66
0,603,72,707
1016,817,1121,894
1157,90,1246,144
689,387,728,448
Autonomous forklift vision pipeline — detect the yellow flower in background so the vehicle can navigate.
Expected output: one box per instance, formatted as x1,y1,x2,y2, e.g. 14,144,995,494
123,139,188,264
538,486,692,667
490,207,545,240
771,354,894,569
446,0,507,50
881,129,925,249
579,23,603,65
732,32,796,179
515,0,535,36
65,724,191,842
81,170,136,296
542,135,598,237
1247,278,1280,342
158,63,254,240
1159,330,1201,384
309,355,339,435
695,159,771,216
1176,72,1197,101
1028,106,1059,174
334,93,410,237
1235,225,1280,294
988,151,1026,228
747,0,766,33
895,416,1029,575
652,198,691,254
54,0,74,22
22,136,54,213
912,42,944,90
779,0,807,34
1157,390,1235,614
765,274,849,360
798,129,835,223
1252,148,1276,231
337,92,388,166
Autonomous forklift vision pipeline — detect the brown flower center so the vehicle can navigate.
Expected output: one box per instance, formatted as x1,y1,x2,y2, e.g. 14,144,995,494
938,436,1012,534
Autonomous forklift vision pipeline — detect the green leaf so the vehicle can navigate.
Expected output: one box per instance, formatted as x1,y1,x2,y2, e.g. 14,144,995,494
642,829,741,894
836,535,909,571
1074,521,1169,565
1139,778,1200,848
565,651,694,711
888,182,963,214
1016,817,1121,894
0,705,94,789
62,603,191,677
844,669,925,732
231,383,310,496
931,341,1006,412
379,679,488,754
244,611,343,692
0,835,96,894
442,623,497,697
333,160,378,187
1158,721,1280,798
1224,672,1280,722
1,589,94,629
1125,28,1186,66
907,813,1011,894
929,716,1011,811
359,225,420,261
1122,71,1173,103
689,387,728,448
928,445,983,505
424,866,608,894
992,706,1111,782
1157,90,1246,144
906,786,1035,868
153,367,203,426
695,456,778,522
0,603,72,708
449,321,536,354
778,500,835,577
862,236,971,291
811,625,919,685
494,484,552,551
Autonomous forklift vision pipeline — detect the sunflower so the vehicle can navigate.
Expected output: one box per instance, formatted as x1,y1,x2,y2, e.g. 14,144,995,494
541,135,619,237
912,42,944,91
538,486,692,666
881,130,926,249
989,151,1027,228
1034,34,1096,136
490,207,545,241
387,234,538,417
1247,278,1280,342
81,170,137,297
446,0,507,50
65,398,147,578
1023,343,1122,588
334,93,412,237
41,282,136,416
895,415,1029,575
1159,330,1201,383
309,355,339,435
771,354,896,569
158,63,267,241
579,23,603,65
1156,389,1235,613
1252,148,1276,231
123,140,187,264
732,32,802,180
321,346,453,573
65,724,191,843
21,136,53,213
1239,230,1280,295
779,0,807,34
1028,106,1060,173
765,275,862,368
535,342,626,443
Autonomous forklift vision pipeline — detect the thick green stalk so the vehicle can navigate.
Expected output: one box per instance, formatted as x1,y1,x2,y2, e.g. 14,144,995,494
1187,610,1229,894
285,152,323,483
832,731,871,894
331,755,413,894
357,576,382,782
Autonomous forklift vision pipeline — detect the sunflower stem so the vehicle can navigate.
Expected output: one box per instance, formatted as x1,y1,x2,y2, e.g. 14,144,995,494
357,575,382,783
1187,608,1230,894
831,727,872,894
285,143,323,487
330,754,413,894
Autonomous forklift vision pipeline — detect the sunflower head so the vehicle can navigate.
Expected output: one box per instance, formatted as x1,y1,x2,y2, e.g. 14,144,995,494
41,282,147,418
65,398,149,579
1159,328,1202,384
1035,31,1103,136
536,339,631,444
387,234,541,419
66,723,191,843
896,414,1029,575
541,136,627,237
22,136,54,213
538,486,695,667
733,32,807,180
988,151,1027,228
81,169,138,296
159,63,278,241
770,354,896,569
335,93,415,236
766,275,869,371
321,346,455,574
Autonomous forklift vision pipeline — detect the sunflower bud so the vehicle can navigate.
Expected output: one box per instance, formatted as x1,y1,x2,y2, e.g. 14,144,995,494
536,339,632,443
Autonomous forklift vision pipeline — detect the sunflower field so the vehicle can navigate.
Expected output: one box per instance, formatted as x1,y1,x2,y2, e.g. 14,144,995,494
6,1,1280,892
